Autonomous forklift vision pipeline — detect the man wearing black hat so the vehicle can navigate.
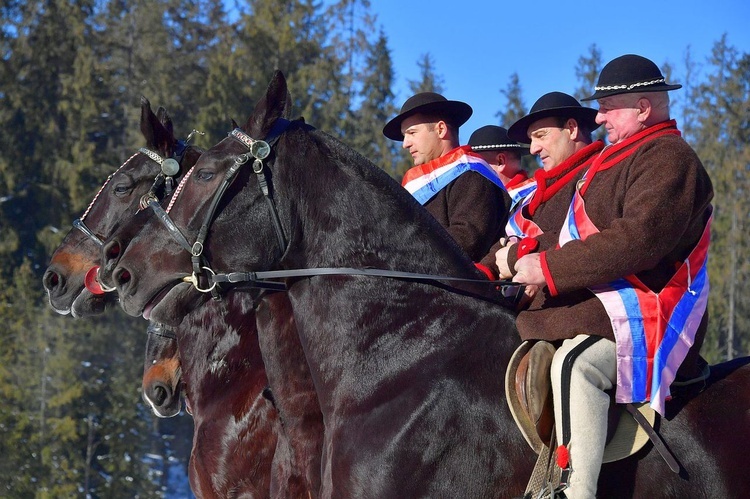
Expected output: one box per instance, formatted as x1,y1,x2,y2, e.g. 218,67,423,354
475,93,603,283
384,92,511,262
468,125,534,209
512,55,713,499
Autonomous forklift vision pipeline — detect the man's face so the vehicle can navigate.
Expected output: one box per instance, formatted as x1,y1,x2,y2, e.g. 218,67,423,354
527,117,576,171
595,95,643,144
401,114,442,165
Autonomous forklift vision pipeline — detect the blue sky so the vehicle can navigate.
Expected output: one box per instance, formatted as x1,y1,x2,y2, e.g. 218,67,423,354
369,0,750,139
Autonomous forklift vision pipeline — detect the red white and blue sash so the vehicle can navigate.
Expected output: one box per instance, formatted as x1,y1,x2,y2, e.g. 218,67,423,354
402,146,505,205
505,195,543,239
559,183,711,415
506,176,537,211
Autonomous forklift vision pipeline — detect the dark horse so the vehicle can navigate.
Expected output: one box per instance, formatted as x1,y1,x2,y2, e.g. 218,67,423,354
100,71,534,497
102,70,750,498
142,321,183,418
41,100,321,498
138,288,324,499
43,98,202,317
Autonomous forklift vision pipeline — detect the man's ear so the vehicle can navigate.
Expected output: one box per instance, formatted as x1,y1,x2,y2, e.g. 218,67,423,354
566,118,580,141
496,152,506,167
436,120,449,139
636,97,652,123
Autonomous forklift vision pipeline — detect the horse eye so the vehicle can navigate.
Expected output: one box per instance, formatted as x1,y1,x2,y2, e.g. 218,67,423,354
195,170,215,182
113,183,133,196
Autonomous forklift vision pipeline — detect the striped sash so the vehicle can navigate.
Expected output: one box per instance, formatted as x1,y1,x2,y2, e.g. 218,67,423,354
559,187,711,415
402,146,505,205
505,195,543,239
506,176,537,211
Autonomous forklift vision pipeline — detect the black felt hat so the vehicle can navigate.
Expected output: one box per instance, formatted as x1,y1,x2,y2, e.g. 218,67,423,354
468,125,530,153
581,54,682,101
383,92,473,141
507,92,599,143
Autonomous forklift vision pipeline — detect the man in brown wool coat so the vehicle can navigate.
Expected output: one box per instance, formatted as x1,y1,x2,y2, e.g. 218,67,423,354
475,92,603,286
384,92,511,261
511,54,713,499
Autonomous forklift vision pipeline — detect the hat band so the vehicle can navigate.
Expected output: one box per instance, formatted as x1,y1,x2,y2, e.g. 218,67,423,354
595,78,666,92
472,144,527,151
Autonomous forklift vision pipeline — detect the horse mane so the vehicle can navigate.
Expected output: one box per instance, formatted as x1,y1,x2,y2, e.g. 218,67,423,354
272,121,492,287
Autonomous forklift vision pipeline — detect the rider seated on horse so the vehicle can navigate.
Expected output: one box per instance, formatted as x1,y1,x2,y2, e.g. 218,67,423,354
508,55,713,499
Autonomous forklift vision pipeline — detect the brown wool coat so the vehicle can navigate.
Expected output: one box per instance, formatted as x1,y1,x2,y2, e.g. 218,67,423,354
424,171,511,262
517,123,713,348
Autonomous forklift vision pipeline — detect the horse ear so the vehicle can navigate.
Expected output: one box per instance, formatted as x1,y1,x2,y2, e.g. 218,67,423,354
231,118,240,129
155,106,175,136
282,88,294,120
244,70,289,138
140,96,176,154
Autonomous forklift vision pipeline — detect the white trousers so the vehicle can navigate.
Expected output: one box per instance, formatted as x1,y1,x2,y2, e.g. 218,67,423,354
550,335,617,499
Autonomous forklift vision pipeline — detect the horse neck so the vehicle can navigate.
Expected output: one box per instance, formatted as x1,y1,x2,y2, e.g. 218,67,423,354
277,130,478,276
176,291,267,414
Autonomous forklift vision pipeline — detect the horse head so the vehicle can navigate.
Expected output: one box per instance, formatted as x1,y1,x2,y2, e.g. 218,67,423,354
142,321,184,418
43,97,202,317
99,71,296,325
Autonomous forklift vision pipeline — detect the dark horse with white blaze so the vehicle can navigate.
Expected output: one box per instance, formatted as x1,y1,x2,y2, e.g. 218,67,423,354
42,99,323,498
101,70,750,498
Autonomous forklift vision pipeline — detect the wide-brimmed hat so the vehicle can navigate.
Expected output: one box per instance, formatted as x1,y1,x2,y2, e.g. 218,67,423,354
468,125,530,154
507,92,599,143
582,54,682,101
383,92,473,141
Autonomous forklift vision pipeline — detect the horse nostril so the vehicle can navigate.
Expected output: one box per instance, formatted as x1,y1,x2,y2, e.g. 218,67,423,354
114,267,131,286
152,385,168,406
106,242,121,260
43,270,61,290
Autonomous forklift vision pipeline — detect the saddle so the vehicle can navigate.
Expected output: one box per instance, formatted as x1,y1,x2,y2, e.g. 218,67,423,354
505,340,656,463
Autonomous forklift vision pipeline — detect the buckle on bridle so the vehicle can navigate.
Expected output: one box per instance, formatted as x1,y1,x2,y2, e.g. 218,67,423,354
226,272,247,283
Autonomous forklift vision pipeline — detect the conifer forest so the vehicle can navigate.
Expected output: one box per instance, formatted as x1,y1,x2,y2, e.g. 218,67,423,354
1,1,748,496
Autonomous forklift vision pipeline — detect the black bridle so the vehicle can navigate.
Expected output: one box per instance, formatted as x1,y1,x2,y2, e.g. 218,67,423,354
72,133,202,295
148,120,291,296
147,320,178,341
73,131,202,249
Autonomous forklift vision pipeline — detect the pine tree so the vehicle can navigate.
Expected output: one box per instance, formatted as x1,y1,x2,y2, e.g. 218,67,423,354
573,44,606,142
350,30,400,177
496,73,537,173
690,36,750,361
407,53,444,95
573,43,602,105
322,0,375,140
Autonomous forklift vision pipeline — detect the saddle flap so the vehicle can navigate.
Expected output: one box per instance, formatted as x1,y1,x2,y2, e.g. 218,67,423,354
506,341,555,453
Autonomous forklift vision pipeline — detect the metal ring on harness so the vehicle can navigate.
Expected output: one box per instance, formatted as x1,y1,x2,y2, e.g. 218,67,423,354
182,267,217,293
